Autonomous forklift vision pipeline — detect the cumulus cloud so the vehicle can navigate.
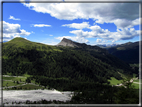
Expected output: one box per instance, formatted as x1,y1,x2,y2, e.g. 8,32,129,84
62,22,90,29
32,24,51,27
23,2,140,43
111,18,141,29
2,21,31,41
69,24,139,42
69,25,111,38
9,15,20,20
69,30,90,38
96,39,102,43
23,3,139,27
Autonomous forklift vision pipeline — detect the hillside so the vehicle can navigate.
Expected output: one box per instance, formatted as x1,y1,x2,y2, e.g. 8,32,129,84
2,37,139,104
2,37,136,90
107,41,140,64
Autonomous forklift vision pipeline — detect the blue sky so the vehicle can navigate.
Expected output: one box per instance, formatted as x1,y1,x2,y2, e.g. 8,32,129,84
2,1,141,45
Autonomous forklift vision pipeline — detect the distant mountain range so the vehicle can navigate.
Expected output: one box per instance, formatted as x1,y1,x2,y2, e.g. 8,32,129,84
96,44,119,48
107,41,140,64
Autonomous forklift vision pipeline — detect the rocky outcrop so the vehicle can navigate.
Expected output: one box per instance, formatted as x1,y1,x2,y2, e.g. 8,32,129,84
57,38,79,47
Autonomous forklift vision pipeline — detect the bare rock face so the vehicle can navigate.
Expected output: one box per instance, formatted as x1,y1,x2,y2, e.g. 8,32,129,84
57,38,79,47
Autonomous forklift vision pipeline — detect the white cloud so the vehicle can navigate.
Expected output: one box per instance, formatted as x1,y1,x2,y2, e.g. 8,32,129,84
112,28,139,41
32,24,51,27
40,41,58,46
69,25,110,39
96,39,102,43
2,21,31,41
69,30,89,37
23,3,139,28
39,37,61,46
111,18,141,29
9,15,20,20
55,36,88,43
69,24,139,42
49,35,53,36
62,22,90,29
23,2,140,43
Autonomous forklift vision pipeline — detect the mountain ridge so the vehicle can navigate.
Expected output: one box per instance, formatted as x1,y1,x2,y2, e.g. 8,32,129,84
2,37,139,104
107,41,140,64
3,37,135,76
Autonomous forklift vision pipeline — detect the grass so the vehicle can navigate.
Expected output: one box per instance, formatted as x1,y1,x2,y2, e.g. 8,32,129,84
2,74,43,90
3,76,26,82
132,83,139,89
8,84,45,90
22,73,31,78
108,77,140,89
3,76,15,80
133,79,141,83
133,79,141,89
31,80,38,84
133,79,139,82
108,77,122,85
3,81,23,87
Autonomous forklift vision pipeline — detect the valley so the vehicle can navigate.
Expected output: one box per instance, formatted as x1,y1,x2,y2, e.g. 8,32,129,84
2,73,140,105
2,37,140,104
2,74,140,90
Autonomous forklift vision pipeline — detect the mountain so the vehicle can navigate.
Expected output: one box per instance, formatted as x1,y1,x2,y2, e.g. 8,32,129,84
2,37,139,104
57,38,79,47
57,38,109,54
2,37,136,90
96,44,119,48
107,41,140,64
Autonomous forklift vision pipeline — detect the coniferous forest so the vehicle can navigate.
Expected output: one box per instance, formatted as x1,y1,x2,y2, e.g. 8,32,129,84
2,37,139,104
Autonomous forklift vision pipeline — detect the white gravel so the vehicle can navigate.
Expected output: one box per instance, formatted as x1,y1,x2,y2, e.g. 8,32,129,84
2,90,72,104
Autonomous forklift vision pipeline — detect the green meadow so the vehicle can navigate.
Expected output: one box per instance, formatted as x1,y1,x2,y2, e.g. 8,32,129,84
2,74,43,90
3,81,23,87
108,77,122,85
3,76,26,82
108,77,140,89
8,84,46,90
132,83,139,89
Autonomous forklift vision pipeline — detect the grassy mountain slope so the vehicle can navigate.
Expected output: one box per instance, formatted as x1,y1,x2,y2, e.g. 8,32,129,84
2,37,135,89
2,37,139,104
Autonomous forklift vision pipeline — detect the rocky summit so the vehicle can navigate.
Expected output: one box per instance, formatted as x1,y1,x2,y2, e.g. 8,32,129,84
57,38,79,47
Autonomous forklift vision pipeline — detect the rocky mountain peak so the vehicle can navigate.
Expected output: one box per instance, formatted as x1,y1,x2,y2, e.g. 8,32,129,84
57,38,79,47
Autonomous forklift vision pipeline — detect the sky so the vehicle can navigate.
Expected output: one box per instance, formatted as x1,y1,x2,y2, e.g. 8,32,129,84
2,0,141,46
